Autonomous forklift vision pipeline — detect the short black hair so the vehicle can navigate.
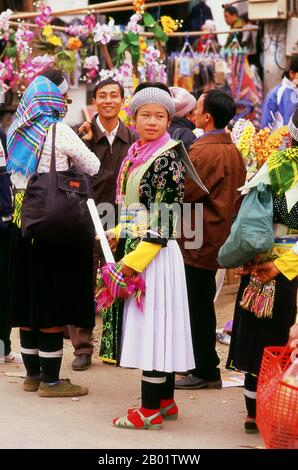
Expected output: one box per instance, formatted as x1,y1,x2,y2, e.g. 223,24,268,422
41,68,65,87
93,79,124,99
133,81,172,96
291,107,298,147
289,55,298,74
224,5,239,16
202,89,236,128
241,13,249,23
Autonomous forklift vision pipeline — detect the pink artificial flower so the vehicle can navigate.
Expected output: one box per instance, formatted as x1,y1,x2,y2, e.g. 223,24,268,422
67,24,89,38
126,21,141,34
83,15,97,31
35,3,52,26
84,55,99,70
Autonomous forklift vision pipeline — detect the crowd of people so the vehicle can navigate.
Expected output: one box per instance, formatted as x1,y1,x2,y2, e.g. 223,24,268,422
0,55,297,436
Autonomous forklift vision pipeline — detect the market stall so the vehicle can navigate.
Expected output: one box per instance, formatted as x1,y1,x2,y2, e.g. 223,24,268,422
0,0,262,127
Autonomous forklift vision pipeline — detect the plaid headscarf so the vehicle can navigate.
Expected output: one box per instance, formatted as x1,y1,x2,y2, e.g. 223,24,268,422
7,75,67,176
267,147,298,196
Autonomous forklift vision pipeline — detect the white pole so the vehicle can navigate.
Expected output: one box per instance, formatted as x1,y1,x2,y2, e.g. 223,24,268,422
86,199,115,264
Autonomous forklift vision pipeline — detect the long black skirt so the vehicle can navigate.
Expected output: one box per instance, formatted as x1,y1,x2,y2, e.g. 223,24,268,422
8,224,95,330
226,274,297,376
0,224,13,353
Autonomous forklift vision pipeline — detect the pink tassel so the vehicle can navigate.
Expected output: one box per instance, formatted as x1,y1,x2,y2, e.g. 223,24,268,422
132,275,146,312
96,289,114,313
241,276,275,319
251,292,262,317
240,285,257,311
252,292,273,318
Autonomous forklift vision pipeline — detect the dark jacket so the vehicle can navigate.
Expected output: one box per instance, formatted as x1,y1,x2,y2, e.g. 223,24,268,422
88,116,137,206
187,1,213,33
178,131,247,270
168,117,197,151
0,129,12,230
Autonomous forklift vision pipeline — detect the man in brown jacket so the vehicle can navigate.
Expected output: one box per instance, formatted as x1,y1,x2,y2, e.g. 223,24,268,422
68,79,136,371
176,89,246,389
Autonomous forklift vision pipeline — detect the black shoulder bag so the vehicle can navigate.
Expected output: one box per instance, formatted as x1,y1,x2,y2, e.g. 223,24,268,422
21,123,95,243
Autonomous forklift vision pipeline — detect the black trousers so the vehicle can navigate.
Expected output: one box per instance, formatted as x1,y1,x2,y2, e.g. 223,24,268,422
0,225,12,355
185,264,221,381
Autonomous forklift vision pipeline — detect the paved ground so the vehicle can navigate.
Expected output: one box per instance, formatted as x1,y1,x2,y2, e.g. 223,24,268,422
0,284,263,449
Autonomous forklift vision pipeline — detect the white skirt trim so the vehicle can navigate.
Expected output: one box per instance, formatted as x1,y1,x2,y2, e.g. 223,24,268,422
120,240,195,372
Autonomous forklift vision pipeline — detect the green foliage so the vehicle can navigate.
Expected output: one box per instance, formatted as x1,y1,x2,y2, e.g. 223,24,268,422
6,45,17,58
153,24,168,43
116,32,140,66
115,11,169,67
143,12,155,28
56,50,77,75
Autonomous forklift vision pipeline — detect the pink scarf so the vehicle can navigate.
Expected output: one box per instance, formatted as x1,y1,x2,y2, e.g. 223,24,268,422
116,131,171,203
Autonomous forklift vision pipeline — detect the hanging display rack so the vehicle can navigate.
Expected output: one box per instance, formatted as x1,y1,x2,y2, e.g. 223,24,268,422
10,0,192,20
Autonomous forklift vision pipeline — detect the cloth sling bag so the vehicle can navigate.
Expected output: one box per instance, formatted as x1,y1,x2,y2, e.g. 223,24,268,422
217,183,274,268
21,123,95,243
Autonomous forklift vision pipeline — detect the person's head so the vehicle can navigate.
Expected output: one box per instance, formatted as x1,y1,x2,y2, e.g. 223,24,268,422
92,79,124,120
195,89,236,131
170,87,197,123
288,56,298,86
130,82,175,143
201,19,216,33
288,108,298,147
41,68,70,105
240,13,249,24
224,5,239,26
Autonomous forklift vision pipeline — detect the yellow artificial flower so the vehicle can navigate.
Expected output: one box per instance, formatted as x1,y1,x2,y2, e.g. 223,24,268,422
139,36,147,52
237,124,255,159
42,25,53,38
160,15,176,34
48,35,62,47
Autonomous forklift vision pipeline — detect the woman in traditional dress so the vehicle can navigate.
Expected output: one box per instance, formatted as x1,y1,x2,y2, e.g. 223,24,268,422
99,82,203,430
226,109,298,433
7,69,100,397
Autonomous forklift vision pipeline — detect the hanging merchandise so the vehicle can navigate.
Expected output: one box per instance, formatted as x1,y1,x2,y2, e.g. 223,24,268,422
173,38,196,92
222,36,263,129
214,59,226,86
0,0,263,126
167,38,221,96
166,33,263,127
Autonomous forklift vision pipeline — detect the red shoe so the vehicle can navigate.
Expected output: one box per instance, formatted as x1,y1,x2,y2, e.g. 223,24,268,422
112,408,162,430
160,399,178,420
127,400,178,420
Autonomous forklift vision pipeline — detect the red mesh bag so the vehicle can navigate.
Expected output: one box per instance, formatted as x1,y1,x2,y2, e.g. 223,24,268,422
256,344,298,449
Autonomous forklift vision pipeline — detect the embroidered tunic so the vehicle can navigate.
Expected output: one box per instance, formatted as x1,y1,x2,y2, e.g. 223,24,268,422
98,143,195,372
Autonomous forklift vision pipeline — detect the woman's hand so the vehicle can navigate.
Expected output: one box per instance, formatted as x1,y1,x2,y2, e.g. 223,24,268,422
252,262,280,283
120,262,137,278
289,323,298,342
78,121,93,141
105,230,118,251
236,263,253,276
95,231,118,251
